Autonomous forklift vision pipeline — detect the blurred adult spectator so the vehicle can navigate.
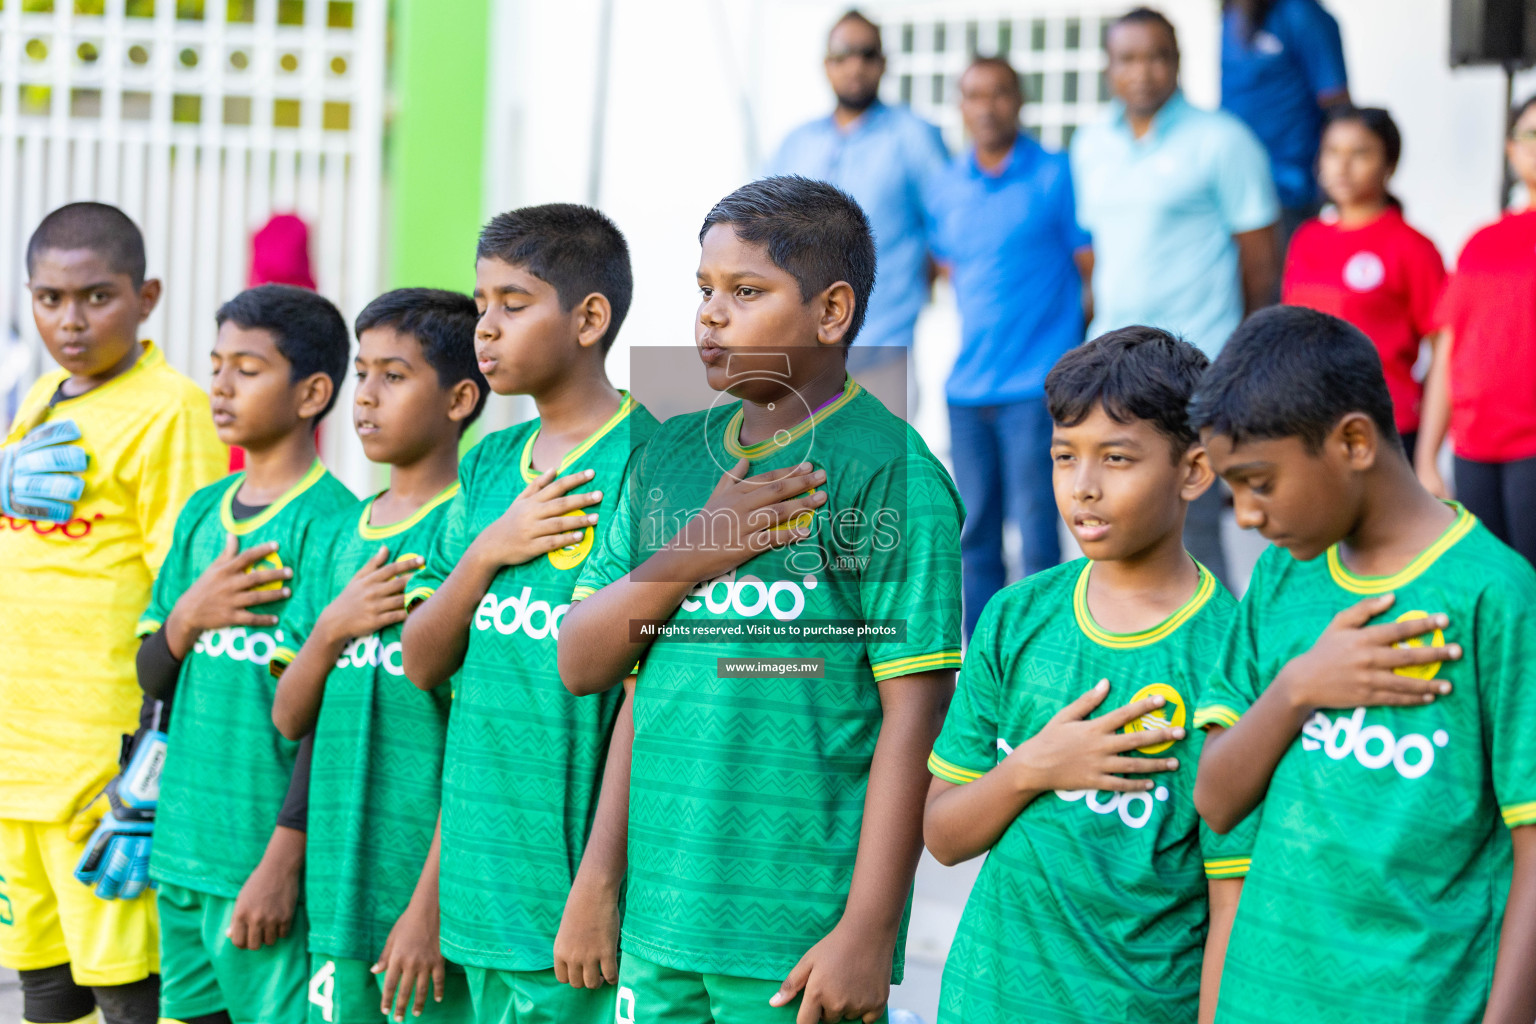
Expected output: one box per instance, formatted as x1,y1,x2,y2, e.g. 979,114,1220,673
1417,96,1536,567
1222,0,1349,249
1283,107,1443,459
767,9,947,411
925,57,1090,637
1070,6,1278,584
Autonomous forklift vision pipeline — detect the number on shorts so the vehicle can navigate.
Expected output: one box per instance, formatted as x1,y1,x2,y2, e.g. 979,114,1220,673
308,959,336,1023
615,985,636,1024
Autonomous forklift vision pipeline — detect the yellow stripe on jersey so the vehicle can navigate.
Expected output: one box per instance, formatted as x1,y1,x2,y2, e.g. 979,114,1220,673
1326,503,1476,594
723,377,862,460
0,342,227,822
1501,801,1536,828
872,650,963,681
928,751,985,784
1195,704,1243,730
219,459,327,534
357,483,459,540
570,584,598,602
1204,857,1252,878
519,393,638,483
1073,560,1218,649
405,585,436,610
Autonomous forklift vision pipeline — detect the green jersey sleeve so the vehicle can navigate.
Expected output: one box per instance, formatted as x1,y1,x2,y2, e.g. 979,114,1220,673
1194,716,1257,878
858,454,964,682
571,443,643,603
407,450,480,607
1482,561,1536,829
135,488,211,637
1195,551,1272,731
271,512,346,669
928,597,1002,785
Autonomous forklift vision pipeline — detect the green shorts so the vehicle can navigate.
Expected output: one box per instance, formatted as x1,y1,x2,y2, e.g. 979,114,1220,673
464,965,615,1024
307,954,475,1023
616,953,890,1024
156,881,309,1024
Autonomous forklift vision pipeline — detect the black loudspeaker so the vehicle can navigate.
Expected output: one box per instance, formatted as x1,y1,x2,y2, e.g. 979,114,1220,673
1451,0,1536,67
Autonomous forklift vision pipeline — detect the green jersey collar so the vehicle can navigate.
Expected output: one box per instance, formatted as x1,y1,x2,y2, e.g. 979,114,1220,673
219,459,327,534
1073,558,1218,650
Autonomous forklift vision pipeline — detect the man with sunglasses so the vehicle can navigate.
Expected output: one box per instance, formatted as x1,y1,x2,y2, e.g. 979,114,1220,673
766,9,948,415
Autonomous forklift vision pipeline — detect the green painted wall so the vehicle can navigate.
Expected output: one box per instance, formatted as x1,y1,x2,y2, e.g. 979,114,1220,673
388,0,490,290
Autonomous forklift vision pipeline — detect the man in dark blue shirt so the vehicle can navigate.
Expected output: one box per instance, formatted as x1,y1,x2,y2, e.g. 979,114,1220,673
1222,0,1349,242
925,57,1091,637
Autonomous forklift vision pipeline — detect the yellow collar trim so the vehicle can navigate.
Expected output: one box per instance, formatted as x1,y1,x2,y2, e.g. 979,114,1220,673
1326,503,1476,594
1073,558,1217,649
519,392,636,483
357,482,459,540
26,341,163,431
219,459,327,534
723,377,862,461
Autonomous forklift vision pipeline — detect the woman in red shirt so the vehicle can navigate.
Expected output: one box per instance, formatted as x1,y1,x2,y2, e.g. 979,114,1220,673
1420,96,1536,565
1283,106,1444,459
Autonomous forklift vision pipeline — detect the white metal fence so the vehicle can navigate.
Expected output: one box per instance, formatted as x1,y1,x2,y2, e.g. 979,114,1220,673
877,3,1118,152
0,0,386,489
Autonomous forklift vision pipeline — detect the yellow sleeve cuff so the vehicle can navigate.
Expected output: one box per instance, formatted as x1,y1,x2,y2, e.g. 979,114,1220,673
1204,857,1252,879
1502,801,1536,828
871,650,963,681
1195,704,1243,730
927,750,985,785
135,618,164,639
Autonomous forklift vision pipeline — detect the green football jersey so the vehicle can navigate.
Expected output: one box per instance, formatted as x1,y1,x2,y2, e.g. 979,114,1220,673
270,484,459,963
1194,505,1536,1024
140,461,356,897
929,558,1249,1024
573,377,965,981
408,394,659,972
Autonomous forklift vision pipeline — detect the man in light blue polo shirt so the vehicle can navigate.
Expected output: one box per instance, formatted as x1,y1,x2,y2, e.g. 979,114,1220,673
926,56,1090,637
767,9,948,409
1071,6,1279,583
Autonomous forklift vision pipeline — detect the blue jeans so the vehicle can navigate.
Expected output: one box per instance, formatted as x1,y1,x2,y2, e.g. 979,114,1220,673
948,399,1060,639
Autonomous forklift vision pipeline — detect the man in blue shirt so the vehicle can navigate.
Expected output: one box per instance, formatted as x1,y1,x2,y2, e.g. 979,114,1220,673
926,57,1090,637
767,10,948,411
1222,0,1349,241
1071,6,1279,584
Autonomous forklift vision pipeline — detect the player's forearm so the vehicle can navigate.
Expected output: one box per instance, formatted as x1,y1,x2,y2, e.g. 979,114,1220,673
271,631,348,739
923,770,1045,866
405,816,442,914
840,673,952,942
401,544,499,690
1195,674,1311,833
260,824,306,874
559,552,698,695
162,599,204,661
1483,826,1536,1023
571,685,634,895
1199,878,1243,1024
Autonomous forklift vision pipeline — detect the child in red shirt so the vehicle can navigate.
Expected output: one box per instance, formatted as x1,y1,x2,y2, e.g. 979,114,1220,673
1420,95,1536,566
1282,106,1444,458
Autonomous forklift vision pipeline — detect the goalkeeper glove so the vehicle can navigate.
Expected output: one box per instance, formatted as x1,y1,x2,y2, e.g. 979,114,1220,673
0,418,87,523
74,729,166,901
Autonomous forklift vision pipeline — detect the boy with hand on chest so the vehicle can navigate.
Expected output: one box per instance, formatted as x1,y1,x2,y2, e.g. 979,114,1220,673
923,327,1250,1024
136,284,356,1024
1192,305,1536,1024
559,176,965,1024
269,288,488,1023
400,205,659,1024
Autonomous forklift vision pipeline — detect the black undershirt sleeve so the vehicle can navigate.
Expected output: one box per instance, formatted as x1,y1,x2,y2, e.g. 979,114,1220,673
136,626,182,703
277,733,312,833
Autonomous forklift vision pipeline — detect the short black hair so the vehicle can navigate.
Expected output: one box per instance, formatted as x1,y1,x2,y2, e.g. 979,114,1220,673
476,204,633,353
1188,306,1399,453
1045,325,1210,457
830,9,882,52
27,202,147,288
355,288,489,432
215,284,350,422
699,176,877,347
963,56,1024,100
1513,93,1536,129
1111,7,1180,55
